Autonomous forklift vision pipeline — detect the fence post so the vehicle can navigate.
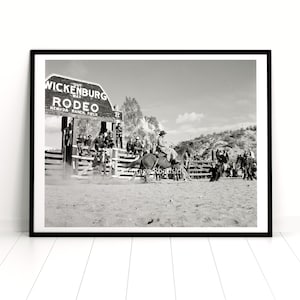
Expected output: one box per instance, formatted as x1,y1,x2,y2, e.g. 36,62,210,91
72,145,79,175
72,156,78,175
112,148,119,176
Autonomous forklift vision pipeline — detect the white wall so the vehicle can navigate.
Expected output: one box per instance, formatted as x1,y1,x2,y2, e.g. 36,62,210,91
0,0,299,231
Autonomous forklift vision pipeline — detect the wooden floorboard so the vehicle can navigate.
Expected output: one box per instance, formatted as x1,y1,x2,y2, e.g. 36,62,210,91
0,234,55,300
210,237,274,300
1,232,300,299
27,237,93,300
171,237,225,300
281,232,300,263
126,238,175,300
77,237,132,300
248,233,300,300
0,232,22,266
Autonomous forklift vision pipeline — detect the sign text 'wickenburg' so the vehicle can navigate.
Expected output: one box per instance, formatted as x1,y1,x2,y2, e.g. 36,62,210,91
45,75,115,119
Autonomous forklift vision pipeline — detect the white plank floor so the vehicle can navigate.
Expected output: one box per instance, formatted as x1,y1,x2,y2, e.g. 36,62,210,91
0,233,300,299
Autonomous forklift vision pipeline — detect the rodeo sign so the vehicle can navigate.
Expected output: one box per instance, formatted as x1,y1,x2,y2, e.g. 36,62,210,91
45,75,121,121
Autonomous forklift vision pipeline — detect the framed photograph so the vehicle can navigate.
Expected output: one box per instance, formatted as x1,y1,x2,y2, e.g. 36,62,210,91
30,50,272,237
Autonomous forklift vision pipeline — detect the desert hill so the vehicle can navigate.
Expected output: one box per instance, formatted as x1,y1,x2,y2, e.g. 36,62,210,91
175,125,257,161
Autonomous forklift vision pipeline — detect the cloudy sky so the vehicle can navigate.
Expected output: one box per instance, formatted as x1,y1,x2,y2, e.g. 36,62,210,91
46,59,256,147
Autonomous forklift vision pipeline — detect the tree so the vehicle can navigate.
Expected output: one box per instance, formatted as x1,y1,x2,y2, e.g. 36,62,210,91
76,119,102,137
121,97,143,138
145,116,160,133
121,97,143,127
120,97,162,148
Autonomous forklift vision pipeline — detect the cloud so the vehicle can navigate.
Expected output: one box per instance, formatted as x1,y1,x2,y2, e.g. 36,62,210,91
176,112,204,124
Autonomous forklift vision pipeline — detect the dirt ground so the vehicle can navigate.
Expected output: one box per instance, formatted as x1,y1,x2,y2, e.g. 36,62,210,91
45,176,257,228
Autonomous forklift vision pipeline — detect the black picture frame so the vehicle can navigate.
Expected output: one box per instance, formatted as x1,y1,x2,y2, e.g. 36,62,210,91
30,50,272,237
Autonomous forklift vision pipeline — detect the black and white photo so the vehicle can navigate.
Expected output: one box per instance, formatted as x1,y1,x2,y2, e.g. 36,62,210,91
30,50,272,236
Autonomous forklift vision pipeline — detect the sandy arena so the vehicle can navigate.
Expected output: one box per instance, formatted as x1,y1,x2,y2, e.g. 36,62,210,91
45,176,257,228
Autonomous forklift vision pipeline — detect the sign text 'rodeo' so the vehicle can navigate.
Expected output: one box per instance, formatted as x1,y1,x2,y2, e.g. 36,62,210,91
45,75,115,119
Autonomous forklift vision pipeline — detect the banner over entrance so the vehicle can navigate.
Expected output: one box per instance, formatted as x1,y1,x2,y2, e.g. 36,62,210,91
45,75,121,121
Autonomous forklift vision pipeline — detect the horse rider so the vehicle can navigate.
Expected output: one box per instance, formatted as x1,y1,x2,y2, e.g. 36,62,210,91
157,130,178,163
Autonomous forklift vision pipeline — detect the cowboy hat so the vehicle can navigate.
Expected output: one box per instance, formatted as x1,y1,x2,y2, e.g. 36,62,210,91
159,130,167,136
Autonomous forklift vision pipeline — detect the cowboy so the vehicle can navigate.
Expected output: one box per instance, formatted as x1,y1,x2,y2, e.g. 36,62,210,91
89,132,106,152
85,135,93,147
105,131,114,148
133,136,144,157
76,134,84,156
225,149,230,162
92,148,109,176
209,161,220,182
216,149,225,164
116,123,123,148
248,148,255,159
157,130,178,163
126,137,135,154
183,150,190,172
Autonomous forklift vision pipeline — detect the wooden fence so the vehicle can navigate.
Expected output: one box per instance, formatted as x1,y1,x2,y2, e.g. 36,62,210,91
71,148,141,178
188,161,212,179
45,150,63,176
45,148,212,179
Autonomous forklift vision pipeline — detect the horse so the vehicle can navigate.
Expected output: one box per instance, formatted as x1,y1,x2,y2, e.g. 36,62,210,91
244,157,256,180
236,155,256,180
215,150,230,176
127,153,190,182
